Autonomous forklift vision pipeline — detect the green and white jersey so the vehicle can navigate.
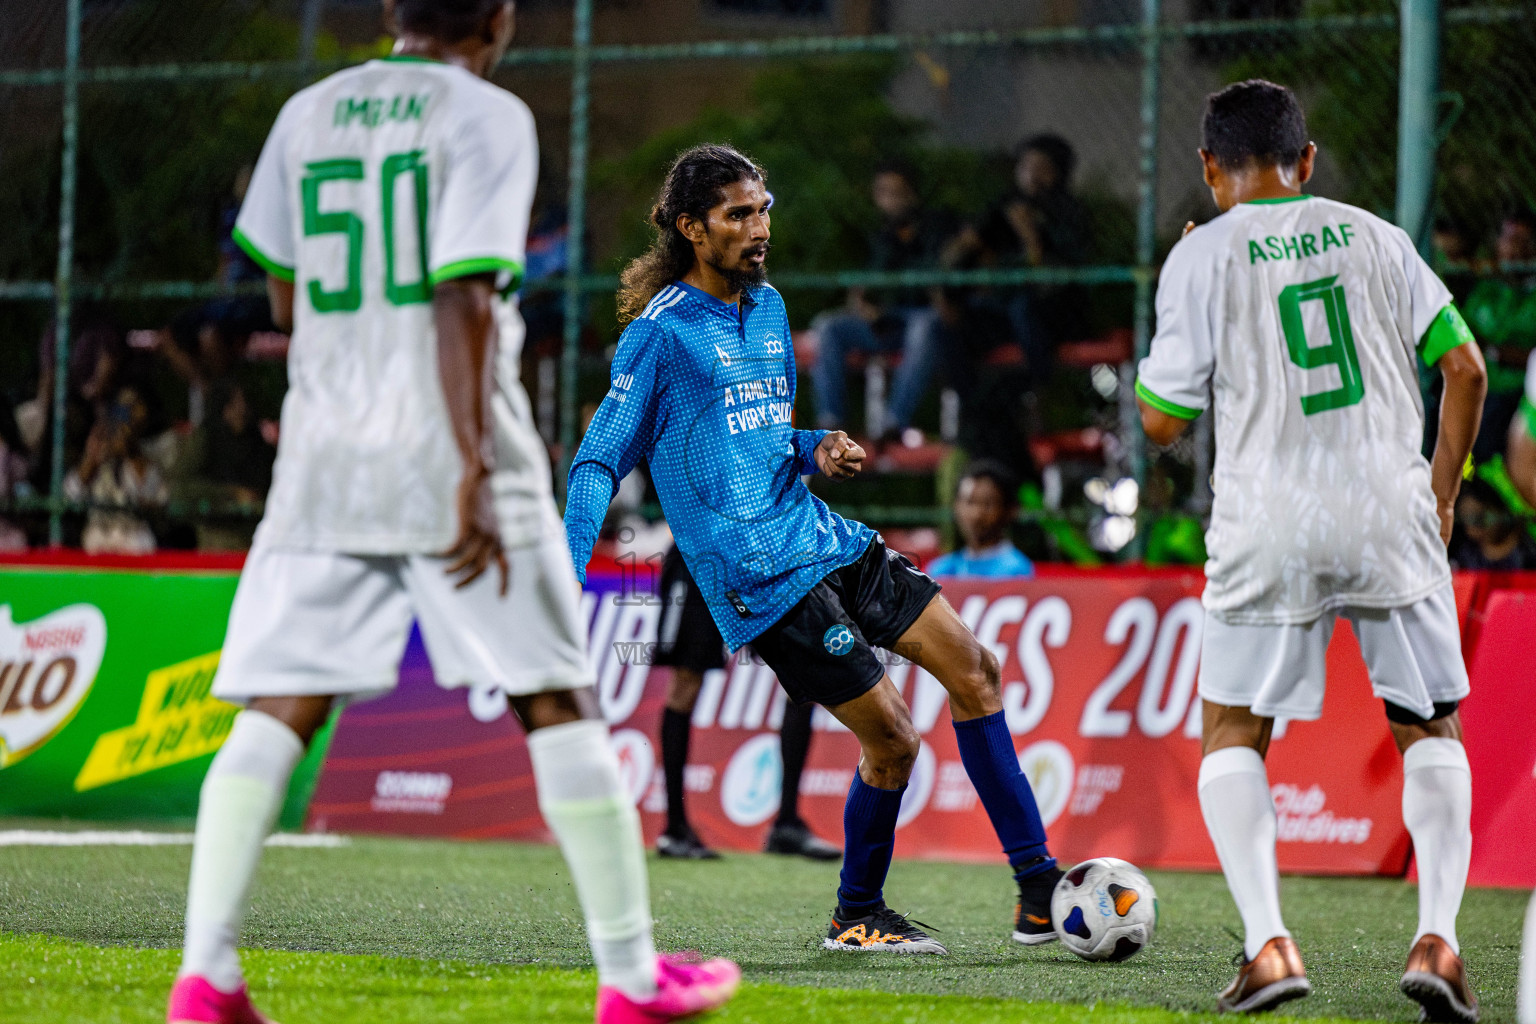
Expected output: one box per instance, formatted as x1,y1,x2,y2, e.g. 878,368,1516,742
1136,196,1459,624
235,56,551,554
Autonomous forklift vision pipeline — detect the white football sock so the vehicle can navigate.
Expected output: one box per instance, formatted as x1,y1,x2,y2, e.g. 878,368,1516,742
527,719,657,1000
1519,891,1536,1024
180,709,305,992
1199,745,1289,960
1402,737,1472,954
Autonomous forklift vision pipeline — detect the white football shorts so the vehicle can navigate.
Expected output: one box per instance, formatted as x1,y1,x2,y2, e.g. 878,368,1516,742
212,532,593,704
1198,580,1468,721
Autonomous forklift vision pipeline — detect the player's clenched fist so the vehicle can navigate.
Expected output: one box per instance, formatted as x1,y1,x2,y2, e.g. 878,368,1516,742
815,431,865,480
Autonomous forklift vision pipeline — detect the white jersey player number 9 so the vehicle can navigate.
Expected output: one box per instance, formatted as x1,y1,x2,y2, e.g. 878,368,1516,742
1278,275,1364,415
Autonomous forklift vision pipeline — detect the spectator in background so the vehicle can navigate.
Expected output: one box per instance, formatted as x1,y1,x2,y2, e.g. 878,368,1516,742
166,379,275,551
947,134,1093,388
175,379,275,503
1463,208,1536,461
1432,217,1479,283
217,165,263,288
809,161,952,444
63,383,167,554
927,460,1035,578
521,199,573,356
24,311,135,495
1450,476,1536,570
131,304,250,428
0,395,27,549
1143,454,1208,567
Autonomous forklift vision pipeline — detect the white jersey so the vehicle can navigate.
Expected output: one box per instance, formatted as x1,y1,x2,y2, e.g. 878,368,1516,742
1137,196,1456,624
235,56,554,553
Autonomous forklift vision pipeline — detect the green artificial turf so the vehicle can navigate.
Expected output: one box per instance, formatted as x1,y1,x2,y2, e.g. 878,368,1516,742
0,930,1395,1024
0,826,1526,1022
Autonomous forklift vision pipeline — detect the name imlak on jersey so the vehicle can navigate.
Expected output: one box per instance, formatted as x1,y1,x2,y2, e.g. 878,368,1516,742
333,93,428,129
1248,222,1355,265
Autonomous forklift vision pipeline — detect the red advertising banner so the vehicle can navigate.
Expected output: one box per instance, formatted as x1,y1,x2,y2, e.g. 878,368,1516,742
1460,588,1536,889
307,570,1438,877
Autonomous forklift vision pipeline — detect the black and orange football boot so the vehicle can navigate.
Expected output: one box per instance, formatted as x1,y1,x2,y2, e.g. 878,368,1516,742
1012,864,1065,945
824,903,947,954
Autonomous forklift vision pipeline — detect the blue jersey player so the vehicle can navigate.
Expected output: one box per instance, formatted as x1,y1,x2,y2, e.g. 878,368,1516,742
566,145,1065,953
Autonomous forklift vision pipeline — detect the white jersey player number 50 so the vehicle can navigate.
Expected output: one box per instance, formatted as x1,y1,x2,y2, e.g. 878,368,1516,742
301,150,431,313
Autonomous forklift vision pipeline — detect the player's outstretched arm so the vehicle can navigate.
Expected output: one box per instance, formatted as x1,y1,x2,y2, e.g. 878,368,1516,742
435,274,509,593
563,318,666,581
1430,341,1488,544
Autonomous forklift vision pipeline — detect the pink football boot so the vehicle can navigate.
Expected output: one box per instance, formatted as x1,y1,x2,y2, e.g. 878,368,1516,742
594,952,741,1023
167,975,277,1024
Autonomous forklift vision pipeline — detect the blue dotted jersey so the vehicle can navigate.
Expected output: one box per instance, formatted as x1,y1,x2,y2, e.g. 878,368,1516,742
927,543,1036,579
565,280,873,649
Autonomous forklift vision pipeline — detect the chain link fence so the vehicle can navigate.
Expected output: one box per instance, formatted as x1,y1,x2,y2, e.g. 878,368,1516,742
1,0,1532,559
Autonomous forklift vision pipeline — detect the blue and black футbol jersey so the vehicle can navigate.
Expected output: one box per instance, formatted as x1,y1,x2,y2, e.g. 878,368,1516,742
564,280,873,650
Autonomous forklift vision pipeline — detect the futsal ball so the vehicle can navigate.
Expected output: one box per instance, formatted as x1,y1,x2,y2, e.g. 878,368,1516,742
1051,857,1158,961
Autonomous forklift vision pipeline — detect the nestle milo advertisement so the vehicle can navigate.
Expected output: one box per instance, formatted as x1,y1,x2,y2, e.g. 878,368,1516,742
0,562,329,828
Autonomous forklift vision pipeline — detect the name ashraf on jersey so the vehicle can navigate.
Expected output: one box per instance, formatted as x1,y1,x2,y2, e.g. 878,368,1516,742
1248,222,1355,265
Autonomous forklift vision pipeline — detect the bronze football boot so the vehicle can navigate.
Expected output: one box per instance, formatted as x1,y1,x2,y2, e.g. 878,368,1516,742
1400,934,1479,1023
1217,936,1312,1014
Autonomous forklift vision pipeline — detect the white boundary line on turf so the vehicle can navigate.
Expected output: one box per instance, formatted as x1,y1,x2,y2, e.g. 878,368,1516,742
0,830,349,847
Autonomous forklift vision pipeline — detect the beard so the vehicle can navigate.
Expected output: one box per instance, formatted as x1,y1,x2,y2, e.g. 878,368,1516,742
704,238,769,294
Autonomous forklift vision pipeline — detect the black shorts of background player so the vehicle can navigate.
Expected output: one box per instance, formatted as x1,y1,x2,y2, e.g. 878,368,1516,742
653,544,839,861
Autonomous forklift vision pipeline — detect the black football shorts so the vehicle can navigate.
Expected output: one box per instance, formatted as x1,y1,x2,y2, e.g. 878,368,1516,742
653,545,728,673
750,535,942,708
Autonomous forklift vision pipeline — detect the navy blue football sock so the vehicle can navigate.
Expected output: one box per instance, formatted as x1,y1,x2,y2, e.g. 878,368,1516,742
953,709,1055,879
836,771,906,912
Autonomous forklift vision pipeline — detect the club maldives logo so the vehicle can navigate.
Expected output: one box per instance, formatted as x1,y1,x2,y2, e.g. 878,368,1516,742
0,604,108,768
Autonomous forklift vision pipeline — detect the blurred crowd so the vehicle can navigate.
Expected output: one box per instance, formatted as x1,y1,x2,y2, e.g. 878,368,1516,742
0,296,284,554
1,154,1533,570
0,169,285,553
803,134,1099,455
1430,208,1536,570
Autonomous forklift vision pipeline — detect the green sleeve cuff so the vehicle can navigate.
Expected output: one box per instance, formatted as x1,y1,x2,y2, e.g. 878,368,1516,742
1521,395,1536,439
231,226,295,283
1419,303,1475,367
430,257,525,293
1135,379,1202,420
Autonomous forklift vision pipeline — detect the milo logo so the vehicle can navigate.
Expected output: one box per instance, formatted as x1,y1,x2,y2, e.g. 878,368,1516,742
0,604,108,767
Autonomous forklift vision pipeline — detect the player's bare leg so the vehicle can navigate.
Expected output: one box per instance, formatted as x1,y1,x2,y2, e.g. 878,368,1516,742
1199,701,1311,1014
170,694,334,1024
513,687,739,1021
817,678,946,953
1391,711,1477,1023
895,595,1063,944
